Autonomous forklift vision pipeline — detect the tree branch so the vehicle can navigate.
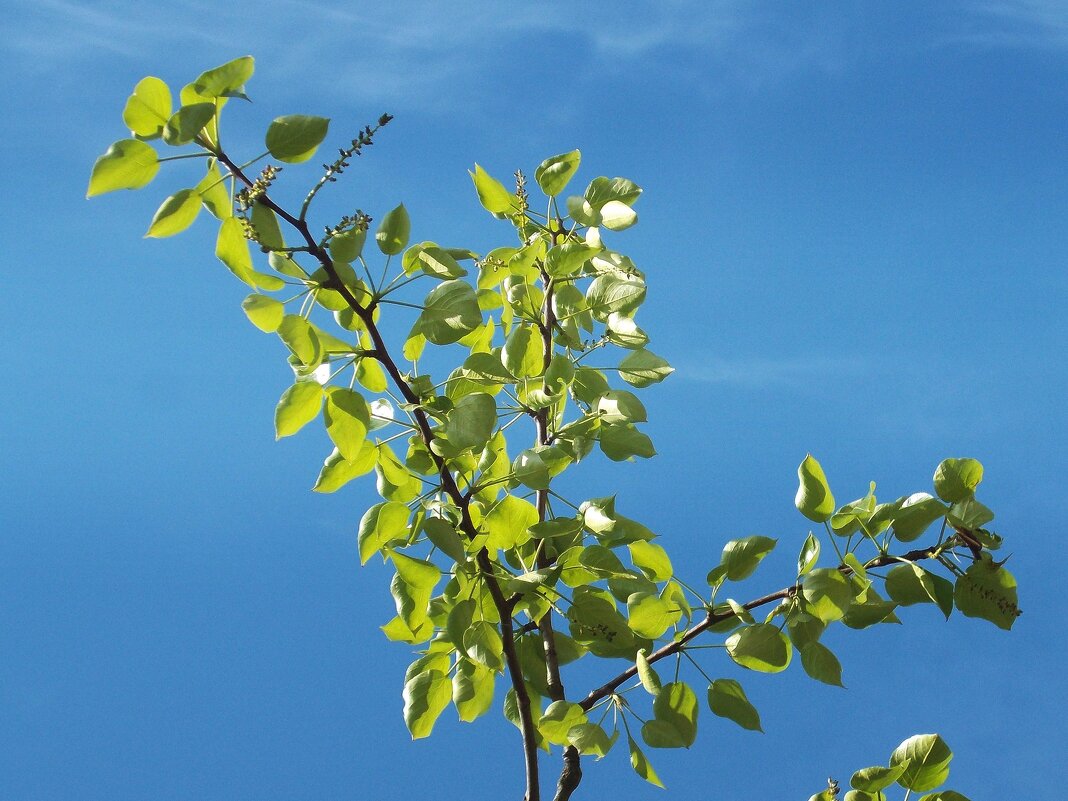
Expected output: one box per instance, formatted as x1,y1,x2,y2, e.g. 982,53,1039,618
576,541,959,712
214,148,543,801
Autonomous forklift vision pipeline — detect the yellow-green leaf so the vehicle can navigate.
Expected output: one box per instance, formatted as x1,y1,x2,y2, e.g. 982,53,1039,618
146,189,200,238
87,139,159,197
122,76,172,138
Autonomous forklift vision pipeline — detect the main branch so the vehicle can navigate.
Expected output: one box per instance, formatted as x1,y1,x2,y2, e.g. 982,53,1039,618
214,147,544,801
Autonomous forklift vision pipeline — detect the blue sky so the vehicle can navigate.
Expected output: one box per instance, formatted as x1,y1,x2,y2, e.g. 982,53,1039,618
2,1,1066,798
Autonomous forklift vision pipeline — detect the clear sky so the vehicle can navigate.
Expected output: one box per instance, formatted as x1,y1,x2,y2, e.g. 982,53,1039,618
2,1,1066,799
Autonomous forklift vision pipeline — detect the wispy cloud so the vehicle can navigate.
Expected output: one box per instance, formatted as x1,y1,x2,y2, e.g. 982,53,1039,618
950,1,1068,50
0,0,839,110
674,355,868,390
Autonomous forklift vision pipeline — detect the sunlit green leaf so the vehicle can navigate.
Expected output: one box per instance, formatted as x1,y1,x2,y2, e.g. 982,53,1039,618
726,624,792,673
802,568,855,623
891,734,953,792
265,114,330,163
192,55,254,98
470,164,517,215
313,442,377,493
721,536,777,581
241,294,284,332
162,103,215,145
274,381,323,438
403,669,451,739
122,77,172,138
415,280,483,345
453,658,495,722
708,678,762,732
795,454,835,522
933,458,983,503
618,349,673,387
800,641,844,686
642,681,698,748
535,150,581,196
953,556,1020,630
376,204,411,255
145,189,200,238
628,736,664,787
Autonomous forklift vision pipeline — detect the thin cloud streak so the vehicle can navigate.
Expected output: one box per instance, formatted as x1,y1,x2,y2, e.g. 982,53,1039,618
674,355,868,390
948,0,1068,50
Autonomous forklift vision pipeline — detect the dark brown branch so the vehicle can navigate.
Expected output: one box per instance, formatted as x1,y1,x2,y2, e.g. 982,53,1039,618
215,147,543,801
576,542,955,712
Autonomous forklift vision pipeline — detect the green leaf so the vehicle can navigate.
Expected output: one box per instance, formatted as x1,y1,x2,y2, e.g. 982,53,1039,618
390,551,441,628
404,242,466,278
162,103,215,146
145,189,201,238
641,681,698,749
329,228,367,263
512,449,551,490
196,161,232,219
312,442,377,493
567,587,639,658
464,620,504,672
469,164,517,215
122,77,172,138
566,722,615,758
893,493,949,542
241,294,284,332
434,392,495,456
800,641,844,686
375,204,411,255
795,454,835,522
276,315,321,367
851,763,911,792
274,381,323,438
946,497,995,530
357,501,410,564
953,556,1020,630
453,658,494,722
636,648,662,695
503,324,542,378
599,422,655,461
627,592,681,639
933,458,983,503
415,280,483,345
545,242,600,279
890,734,953,792
586,274,646,321
323,387,369,460
192,55,254,98
596,390,647,424
423,517,466,563
87,139,160,198
535,150,581,196
265,115,330,163
539,701,588,745
600,200,638,231
726,624,792,673
885,563,953,619
484,494,539,551
618,349,673,387
627,736,664,788
802,568,855,623
707,678,762,732
629,541,673,582
403,669,451,739
798,532,820,576
721,536,777,581
249,201,284,250
215,217,255,285
585,176,642,209
918,792,971,801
